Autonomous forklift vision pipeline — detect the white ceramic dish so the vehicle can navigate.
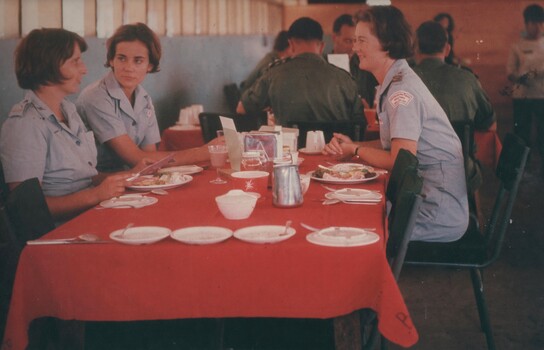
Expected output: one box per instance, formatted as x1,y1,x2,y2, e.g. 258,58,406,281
328,188,382,201
310,163,379,184
306,227,379,247
216,190,257,220
109,226,171,245
100,196,158,209
170,226,233,245
233,225,296,244
324,192,381,203
127,174,193,191
158,165,203,175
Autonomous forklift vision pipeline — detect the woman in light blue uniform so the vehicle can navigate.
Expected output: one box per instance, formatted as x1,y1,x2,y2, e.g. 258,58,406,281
324,6,468,242
77,23,213,172
0,28,132,221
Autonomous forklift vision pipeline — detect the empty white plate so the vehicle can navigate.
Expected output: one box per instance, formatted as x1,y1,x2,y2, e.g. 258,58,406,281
233,225,296,244
171,226,233,245
109,226,171,245
306,227,379,247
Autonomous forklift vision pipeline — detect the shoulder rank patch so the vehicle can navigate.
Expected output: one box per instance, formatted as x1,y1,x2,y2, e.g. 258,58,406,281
389,90,413,108
391,73,403,83
268,56,293,69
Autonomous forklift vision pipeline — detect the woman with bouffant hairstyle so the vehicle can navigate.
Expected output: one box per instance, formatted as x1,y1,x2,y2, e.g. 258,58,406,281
77,23,216,173
324,6,469,243
0,28,135,221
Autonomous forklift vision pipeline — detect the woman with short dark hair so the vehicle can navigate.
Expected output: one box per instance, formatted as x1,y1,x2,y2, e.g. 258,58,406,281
324,6,468,243
77,23,216,172
0,28,134,221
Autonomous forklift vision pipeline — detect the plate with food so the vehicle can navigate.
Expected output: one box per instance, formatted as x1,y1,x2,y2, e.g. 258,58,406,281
233,225,296,244
310,163,378,184
171,226,233,245
157,165,203,175
306,227,380,247
127,173,193,191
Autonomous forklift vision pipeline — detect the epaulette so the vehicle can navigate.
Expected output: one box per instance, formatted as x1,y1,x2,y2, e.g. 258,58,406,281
391,73,403,83
268,56,293,69
8,99,32,118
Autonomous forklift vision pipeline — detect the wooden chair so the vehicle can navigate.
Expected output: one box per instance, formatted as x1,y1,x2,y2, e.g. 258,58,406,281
198,112,267,143
283,118,367,149
404,133,530,350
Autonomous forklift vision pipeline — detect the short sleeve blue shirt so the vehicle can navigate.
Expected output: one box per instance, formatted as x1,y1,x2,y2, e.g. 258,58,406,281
0,91,98,197
76,71,161,172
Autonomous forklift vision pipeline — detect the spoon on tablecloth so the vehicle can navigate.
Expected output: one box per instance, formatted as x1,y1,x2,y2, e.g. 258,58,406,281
27,233,101,245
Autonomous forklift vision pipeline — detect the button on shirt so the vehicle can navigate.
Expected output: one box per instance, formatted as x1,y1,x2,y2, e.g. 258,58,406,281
0,91,98,197
377,59,468,242
241,53,364,125
76,71,161,172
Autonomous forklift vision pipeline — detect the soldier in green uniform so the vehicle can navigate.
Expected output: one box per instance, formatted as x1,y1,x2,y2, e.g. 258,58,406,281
237,17,364,126
240,31,292,94
330,13,378,108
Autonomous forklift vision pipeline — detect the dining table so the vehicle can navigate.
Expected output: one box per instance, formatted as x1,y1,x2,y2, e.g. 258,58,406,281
2,154,419,350
158,124,204,151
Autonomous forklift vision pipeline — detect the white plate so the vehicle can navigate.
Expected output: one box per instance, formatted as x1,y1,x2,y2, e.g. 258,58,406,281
110,226,171,245
306,227,380,247
325,189,382,202
127,174,193,191
171,226,233,245
311,172,379,184
100,195,158,209
158,165,203,175
299,148,323,155
330,163,374,173
233,225,296,244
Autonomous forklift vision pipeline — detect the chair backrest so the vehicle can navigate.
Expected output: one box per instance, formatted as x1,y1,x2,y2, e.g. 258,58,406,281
387,168,424,280
199,112,268,143
451,120,475,159
386,149,419,205
283,118,367,149
483,133,529,266
5,178,55,244
223,83,241,113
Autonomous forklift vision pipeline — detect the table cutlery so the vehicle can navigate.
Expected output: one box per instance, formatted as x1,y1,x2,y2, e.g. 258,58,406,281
120,223,134,237
280,220,292,236
27,233,109,245
321,184,381,195
127,153,175,181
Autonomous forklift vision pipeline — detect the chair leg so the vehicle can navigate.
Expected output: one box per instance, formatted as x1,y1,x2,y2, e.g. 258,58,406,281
470,269,496,350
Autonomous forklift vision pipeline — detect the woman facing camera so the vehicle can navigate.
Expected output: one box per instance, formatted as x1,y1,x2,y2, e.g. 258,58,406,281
324,6,468,243
77,23,215,172
0,28,137,221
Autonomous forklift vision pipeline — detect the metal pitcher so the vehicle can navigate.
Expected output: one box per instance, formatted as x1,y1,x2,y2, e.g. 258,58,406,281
272,164,303,208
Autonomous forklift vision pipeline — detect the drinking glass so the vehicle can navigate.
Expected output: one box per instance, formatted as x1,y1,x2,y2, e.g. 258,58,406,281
208,145,228,184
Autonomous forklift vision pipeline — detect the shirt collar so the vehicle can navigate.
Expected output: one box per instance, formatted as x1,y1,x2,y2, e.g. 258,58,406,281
104,70,149,115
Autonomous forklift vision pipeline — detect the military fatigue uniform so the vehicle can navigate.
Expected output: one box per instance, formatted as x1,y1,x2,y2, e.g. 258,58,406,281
240,53,364,126
350,55,379,107
0,91,98,197
241,51,279,93
77,71,160,172
377,59,468,242
413,57,496,192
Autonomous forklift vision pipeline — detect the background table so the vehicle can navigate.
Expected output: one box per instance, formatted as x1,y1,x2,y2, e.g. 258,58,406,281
158,125,204,151
3,155,418,349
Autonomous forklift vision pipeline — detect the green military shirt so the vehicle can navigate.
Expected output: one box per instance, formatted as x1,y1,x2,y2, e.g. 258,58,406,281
241,52,364,125
413,58,495,130
350,55,378,107
240,51,279,93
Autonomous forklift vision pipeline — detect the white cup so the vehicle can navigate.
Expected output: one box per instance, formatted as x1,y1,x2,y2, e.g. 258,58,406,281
178,108,190,125
305,131,325,152
191,104,204,124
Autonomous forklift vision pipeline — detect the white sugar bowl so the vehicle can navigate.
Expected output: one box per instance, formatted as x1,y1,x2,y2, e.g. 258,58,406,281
215,190,258,220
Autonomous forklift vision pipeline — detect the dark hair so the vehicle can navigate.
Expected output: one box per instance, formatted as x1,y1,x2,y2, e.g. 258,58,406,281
433,13,455,33
523,4,544,23
15,28,87,91
273,31,290,52
357,6,413,59
105,23,162,73
416,21,448,55
333,14,355,34
287,17,323,41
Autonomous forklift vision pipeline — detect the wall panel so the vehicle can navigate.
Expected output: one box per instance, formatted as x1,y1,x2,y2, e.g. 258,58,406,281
0,0,20,38
148,0,166,36
96,0,123,38
21,0,62,35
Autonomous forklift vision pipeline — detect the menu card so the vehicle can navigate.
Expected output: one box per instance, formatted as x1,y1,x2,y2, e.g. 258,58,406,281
220,116,243,171
327,54,350,73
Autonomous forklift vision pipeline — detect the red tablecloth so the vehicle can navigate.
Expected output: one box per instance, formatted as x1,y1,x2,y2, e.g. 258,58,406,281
158,126,204,151
3,155,418,349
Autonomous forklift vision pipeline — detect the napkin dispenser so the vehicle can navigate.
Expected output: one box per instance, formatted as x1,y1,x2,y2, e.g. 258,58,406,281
243,132,280,160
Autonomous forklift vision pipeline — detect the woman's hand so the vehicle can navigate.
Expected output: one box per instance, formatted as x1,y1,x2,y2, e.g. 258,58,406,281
94,173,131,201
323,133,356,159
